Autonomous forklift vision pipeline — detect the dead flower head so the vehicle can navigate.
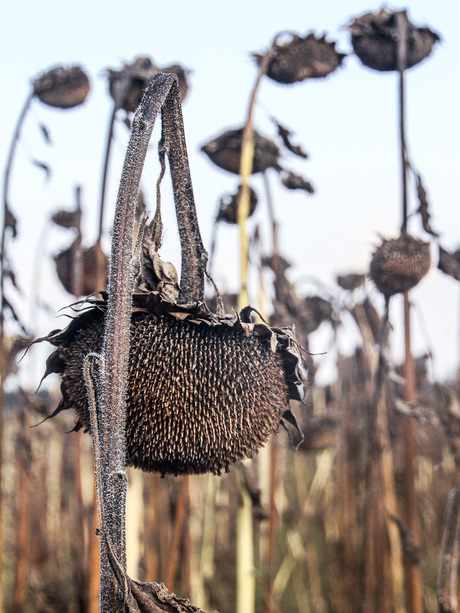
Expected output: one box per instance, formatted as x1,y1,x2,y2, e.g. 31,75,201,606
33,65,90,109
369,234,431,297
54,240,108,296
349,9,440,72
107,56,190,112
38,74,306,477
201,127,281,175
216,185,258,224
252,32,346,85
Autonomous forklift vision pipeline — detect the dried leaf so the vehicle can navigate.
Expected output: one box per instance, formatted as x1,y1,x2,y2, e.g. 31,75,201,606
336,273,365,291
51,208,81,229
104,529,217,612
438,246,460,282
281,171,314,194
415,173,439,236
272,118,308,158
39,123,52,145
4,204,17,238
31,159,51,181
2,296,28,334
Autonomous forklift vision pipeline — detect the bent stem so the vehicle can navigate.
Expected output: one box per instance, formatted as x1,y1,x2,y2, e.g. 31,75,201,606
1,92,33,339
87,72,204,612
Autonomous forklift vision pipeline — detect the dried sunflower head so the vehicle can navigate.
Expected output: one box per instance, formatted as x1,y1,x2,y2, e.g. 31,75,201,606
252,32,346,85
37,73,306,477
349,9,440,72
54,240,108,296
40,231,305,476
369,234,431,297
216,185,258,224
33,65,90,109
107,57,190,112
201,127,281,175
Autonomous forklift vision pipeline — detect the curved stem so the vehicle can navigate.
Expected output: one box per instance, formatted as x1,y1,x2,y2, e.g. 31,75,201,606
1,92,34,339
97,104,117,244
238,32,284,310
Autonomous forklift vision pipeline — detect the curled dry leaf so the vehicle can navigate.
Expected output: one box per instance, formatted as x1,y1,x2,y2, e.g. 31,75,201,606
252,32,346,84
438,246,460,282
415,173,439,237
4,204,18,238
201,127,281,175
336,273,366,291
281,170,314,194
272,119,308,159
369,233,431,297
51,208,81,230
349,8,440,72
33,65,90,109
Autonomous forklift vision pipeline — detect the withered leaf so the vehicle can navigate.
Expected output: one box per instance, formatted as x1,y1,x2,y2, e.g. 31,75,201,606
51,208,81,229
281,171,314,194
4,204,18,237
104,529,217,612
272,118,308,159
39,123,53,145
336,273,365,291
31,159,51,181
2,296,28,334
415,173,438,236
438,246,460,282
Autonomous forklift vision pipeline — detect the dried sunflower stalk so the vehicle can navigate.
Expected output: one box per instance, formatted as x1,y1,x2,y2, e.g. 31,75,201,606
38,74,306,477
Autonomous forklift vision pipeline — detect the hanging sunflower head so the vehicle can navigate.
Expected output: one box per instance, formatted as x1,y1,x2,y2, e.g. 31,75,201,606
38,74,306,477
107,56,190,112
369,233,431,297
33,65,90,109
348,9,440,72
252,31,346,85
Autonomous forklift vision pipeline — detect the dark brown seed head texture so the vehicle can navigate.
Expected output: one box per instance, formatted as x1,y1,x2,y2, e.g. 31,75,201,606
252,33,345,85
369,234,431,297
349,9,440,72
201,128,282,175
47,308,290,476
33,65,90,109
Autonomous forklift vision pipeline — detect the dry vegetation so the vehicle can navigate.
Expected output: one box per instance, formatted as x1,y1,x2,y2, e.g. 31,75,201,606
1,7,460,613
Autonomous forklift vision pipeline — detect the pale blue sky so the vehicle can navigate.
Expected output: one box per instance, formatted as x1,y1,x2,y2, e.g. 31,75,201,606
1,0,459,384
